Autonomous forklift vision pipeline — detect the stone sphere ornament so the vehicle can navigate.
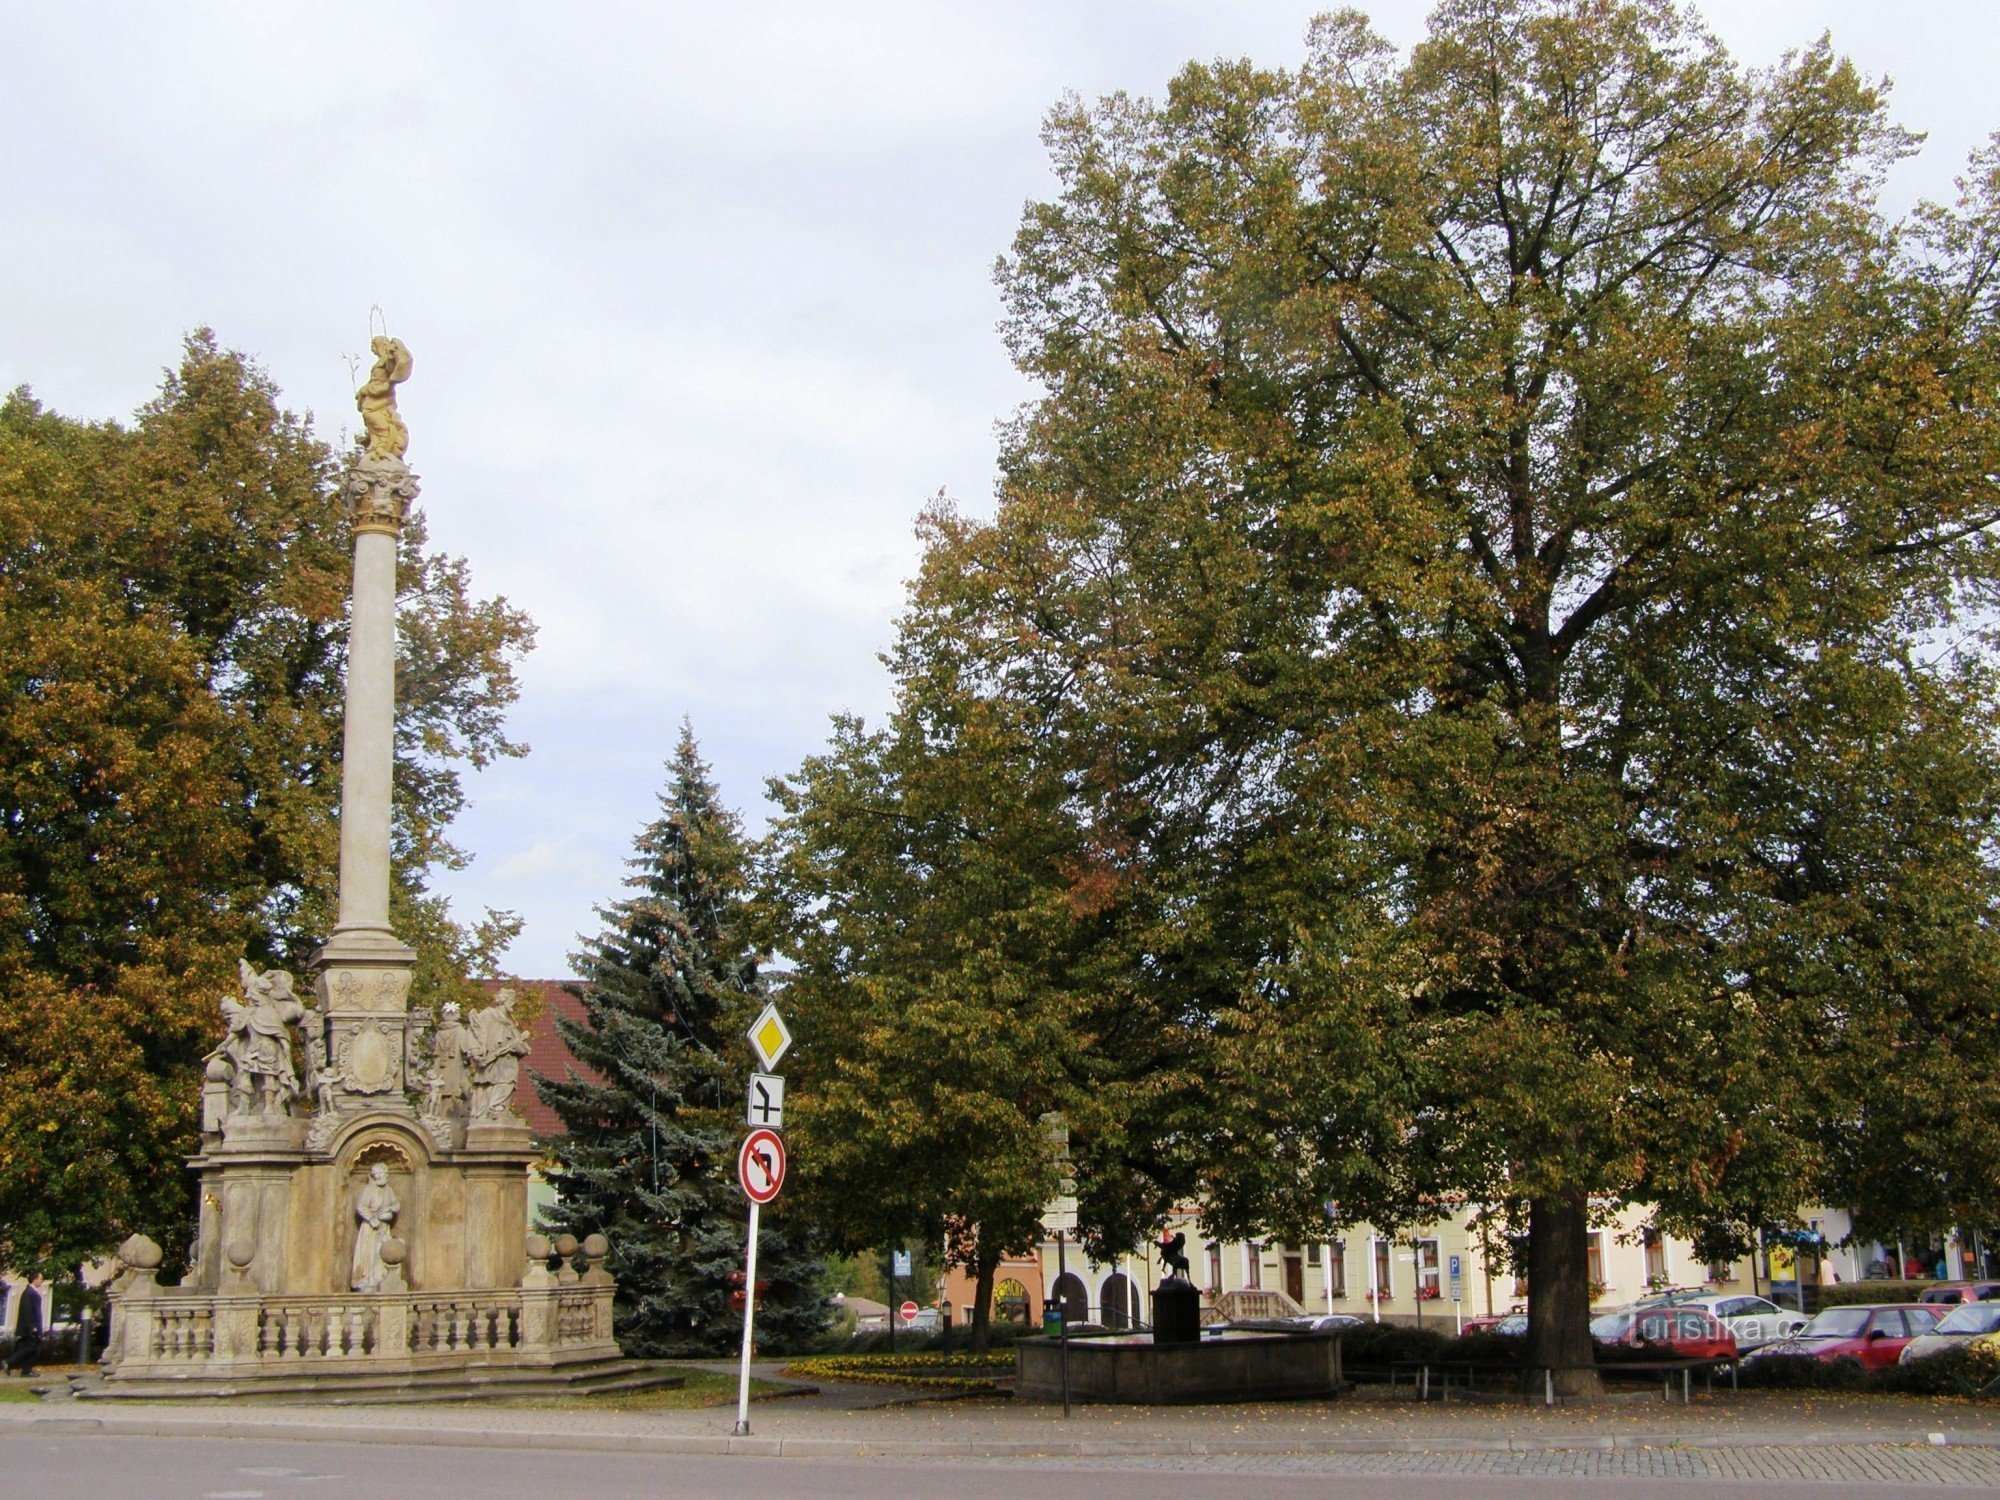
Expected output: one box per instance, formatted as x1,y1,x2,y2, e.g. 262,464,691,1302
119,1234,164,1271
524,1234,551,1261
582,1233,609,1260
380,1237,407,1266
554,1234,579,1258
226,1238,256,1271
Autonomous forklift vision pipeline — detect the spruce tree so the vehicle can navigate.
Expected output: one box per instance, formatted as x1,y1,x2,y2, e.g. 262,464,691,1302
535,725,827,1356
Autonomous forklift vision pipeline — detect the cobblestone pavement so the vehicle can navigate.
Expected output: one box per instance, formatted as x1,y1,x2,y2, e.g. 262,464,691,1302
953,1442,2000,1485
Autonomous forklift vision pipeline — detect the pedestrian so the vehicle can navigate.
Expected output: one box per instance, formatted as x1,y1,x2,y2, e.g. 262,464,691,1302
3,1274,45,1376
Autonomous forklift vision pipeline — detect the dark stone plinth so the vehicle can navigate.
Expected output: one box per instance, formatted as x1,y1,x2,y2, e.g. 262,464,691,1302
1151,1276,1201,1345
1016,1330,1341,1405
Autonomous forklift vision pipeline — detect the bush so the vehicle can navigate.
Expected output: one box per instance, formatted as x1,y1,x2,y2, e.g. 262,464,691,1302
1737,1354,1870,1391
1336,1320,1451,1366
1448,1330,1527,1364
1813,1280,1932,1309
1876,1345,1988,1397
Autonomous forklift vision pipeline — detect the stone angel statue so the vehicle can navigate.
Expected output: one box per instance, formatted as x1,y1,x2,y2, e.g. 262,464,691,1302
355,334,413,462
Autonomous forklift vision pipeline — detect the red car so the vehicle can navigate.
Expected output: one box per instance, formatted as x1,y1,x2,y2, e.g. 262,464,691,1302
1589,1307,1737,1360
1746,1304,1943,1371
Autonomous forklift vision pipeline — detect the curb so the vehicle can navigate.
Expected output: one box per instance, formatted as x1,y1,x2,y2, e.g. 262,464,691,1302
6,1409,2000,1460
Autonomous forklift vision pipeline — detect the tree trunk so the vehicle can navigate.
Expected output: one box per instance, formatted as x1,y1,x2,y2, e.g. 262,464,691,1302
968,1251,999,1354
1523,1187,1601,1399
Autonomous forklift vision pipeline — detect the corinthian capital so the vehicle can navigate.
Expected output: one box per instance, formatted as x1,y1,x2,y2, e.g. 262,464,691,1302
343,456,422,535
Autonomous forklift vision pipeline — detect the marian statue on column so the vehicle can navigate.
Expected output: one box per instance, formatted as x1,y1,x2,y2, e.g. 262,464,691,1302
355,334,413,463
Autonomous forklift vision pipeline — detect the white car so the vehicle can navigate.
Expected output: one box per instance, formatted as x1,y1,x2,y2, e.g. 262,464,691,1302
1631,1292,1807,1350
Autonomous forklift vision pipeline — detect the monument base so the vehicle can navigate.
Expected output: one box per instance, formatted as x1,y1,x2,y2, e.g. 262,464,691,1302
1151,1275,1202,1345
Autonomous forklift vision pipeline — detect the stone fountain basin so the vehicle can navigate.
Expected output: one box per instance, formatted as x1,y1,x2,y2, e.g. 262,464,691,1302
1014,1328,1342,1405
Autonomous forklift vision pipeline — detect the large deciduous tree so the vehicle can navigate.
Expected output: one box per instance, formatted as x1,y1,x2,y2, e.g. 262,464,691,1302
537,727,828,1356
763,595,1130,1350
882,0,2000,1389
0,332,533,1273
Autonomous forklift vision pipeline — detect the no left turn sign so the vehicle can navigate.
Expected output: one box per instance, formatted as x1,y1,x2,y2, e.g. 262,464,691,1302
738,1127,786,1204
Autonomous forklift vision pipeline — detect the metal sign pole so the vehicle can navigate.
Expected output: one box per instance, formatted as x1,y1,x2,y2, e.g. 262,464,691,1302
1056,1229,1071,1419
733,1197,762,1436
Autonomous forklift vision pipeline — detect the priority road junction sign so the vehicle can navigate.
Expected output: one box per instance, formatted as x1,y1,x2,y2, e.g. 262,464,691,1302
738,1127,786,1205
747,1002,792,1072
747,1071,784,1129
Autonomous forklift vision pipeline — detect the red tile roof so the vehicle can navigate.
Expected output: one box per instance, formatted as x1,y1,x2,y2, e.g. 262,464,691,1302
477,979,601,1139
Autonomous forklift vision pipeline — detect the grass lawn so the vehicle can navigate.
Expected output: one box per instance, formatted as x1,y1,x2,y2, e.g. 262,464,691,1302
507,1366,788,1410
0,1382,45,1402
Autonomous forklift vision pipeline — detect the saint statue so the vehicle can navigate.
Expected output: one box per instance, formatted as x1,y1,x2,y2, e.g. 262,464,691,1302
350,1163,401,1293
212,960,306,1115
303,1030,343,1116
355,334,413,463
467,988,531,1122
429,1001,475,1114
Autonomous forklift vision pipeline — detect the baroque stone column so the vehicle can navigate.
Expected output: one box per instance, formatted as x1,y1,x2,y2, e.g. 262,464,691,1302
311,455,422,1116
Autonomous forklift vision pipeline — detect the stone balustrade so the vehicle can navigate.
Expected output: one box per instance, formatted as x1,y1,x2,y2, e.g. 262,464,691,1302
105,1256,617,1385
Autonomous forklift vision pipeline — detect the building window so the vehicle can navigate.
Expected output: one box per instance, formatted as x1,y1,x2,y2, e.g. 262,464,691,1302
1207,1242,1223,1294
1246,1242,1262,1290
1417,1238,1442,1299
1643,1226,1668,1286
1306,1243,1321,1266
1373,1238,1393,1299
1586,1232,1605,1290
1329,1241,1347,1298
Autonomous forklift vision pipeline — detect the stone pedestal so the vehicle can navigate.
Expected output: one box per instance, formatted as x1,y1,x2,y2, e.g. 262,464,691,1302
1152,1275,1203,1346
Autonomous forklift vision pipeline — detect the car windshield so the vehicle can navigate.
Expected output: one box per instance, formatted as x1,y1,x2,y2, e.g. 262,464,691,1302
1936,1305,2000,1336
1799,1308,1871,1338
1589,1314,1634,1339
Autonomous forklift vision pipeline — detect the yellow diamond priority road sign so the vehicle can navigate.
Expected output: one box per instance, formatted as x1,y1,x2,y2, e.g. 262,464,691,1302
747,1002,792,1072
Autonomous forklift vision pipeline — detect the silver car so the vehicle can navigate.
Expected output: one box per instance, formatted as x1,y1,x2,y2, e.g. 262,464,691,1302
1629,1292,1807,1350
1898,1301,2000,1364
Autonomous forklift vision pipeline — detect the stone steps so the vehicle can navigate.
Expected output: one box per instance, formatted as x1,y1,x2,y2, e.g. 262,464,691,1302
71,1357,682,1404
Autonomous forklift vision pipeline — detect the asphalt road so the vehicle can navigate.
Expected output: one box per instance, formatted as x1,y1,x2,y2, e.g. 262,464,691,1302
1,1433,1994,1500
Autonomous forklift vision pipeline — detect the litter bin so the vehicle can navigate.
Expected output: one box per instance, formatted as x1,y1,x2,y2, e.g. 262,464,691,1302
1041,1304,1064,1336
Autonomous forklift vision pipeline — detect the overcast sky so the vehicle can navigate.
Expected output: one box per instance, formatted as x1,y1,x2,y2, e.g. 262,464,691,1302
5,2,1995,979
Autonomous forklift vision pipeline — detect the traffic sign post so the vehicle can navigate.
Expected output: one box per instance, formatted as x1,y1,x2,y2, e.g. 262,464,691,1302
900,1300,919,1325
734,1002,789,1437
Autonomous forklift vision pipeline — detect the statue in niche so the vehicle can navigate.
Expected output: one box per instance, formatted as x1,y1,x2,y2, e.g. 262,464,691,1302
350,1162,401,1293
467,988,531,1122
211,960,306,1116
355,335,413,463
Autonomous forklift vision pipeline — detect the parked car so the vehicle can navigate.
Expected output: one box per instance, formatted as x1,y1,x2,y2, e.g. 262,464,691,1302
1589,1307,1737,1360
1621,1293,1806,1350
1899,1302,2000,1364
1746,1304,1943,1371
1460,1312,1527,1337
1627,1286,1710,1308
1287,1313,1365,1334
1916,1281,2000,1307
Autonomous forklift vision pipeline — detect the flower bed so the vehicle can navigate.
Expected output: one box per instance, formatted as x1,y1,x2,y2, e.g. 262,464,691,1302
782,1350,1016,1391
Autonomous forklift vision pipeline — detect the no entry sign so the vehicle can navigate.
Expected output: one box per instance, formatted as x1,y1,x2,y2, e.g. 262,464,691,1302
900,1300,920,1325
737,1127,786,1204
